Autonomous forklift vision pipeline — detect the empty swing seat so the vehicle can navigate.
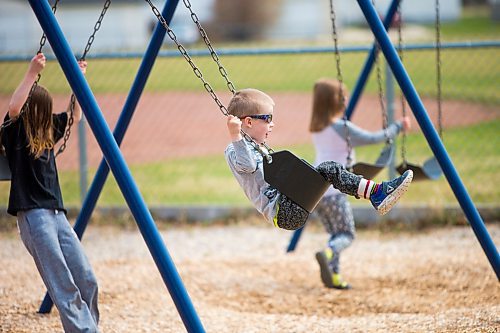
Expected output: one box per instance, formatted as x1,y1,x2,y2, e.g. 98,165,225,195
352,142,395,179
397,157,442,181
264,150,331,213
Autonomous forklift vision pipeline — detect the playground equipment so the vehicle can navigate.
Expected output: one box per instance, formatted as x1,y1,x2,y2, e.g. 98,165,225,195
55,0,111,158
329,0,395,180
284,0,499,285
0,1,60,181
0,0,110,180
22,0,499,332
146,0,331,213
30,2,206,333
286,0,444,252
396,0,443,181
286,0,403,253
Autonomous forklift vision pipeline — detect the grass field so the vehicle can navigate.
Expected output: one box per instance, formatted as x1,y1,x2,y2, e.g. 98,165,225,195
438,5,500,41
1,48,498,106
1,119,496,207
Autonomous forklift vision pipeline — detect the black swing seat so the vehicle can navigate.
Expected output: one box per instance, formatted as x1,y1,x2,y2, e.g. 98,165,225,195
351,142,395,179
396,157,442,181
263,150,330,213
0,151,11,181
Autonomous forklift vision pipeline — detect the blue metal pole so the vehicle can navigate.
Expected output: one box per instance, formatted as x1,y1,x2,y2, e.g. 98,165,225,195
385,62,396,180
345,0,400,120
2,40,499,62
286,225,306,253
357,0,500,280
78,116,88,202
29,1,205,331
285,0,400,254
38,0,180,314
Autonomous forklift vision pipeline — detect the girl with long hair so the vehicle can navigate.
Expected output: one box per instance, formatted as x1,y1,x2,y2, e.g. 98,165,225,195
311,78,411,289
2,53,100,332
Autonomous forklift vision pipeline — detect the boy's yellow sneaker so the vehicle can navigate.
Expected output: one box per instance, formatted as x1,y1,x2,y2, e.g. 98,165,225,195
315,248,334,288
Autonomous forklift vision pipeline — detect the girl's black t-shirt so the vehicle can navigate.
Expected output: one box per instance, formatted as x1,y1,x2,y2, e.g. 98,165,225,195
2,112,68,216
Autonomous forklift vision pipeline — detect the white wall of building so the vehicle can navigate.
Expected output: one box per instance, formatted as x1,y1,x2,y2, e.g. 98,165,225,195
267,0,461,41
0,1,154,55
0,0,214,55
338,0,461,25
0,0,461,55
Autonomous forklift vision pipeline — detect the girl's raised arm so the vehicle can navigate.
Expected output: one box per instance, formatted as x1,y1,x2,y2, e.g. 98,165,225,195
8,53,46,119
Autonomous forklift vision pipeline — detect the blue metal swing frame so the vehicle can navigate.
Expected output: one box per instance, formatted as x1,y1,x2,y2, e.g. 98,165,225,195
28,0,205,332
287,0,402,253
27,0,499,331
287,0,499,282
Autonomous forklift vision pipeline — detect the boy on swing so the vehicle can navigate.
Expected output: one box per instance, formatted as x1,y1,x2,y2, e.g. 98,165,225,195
225,88,413,231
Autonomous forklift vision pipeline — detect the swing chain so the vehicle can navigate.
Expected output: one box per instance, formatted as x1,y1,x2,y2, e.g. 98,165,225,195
374,44,392,145
0,0,60,134
371,0,390,144
56,0,111,157
329,0,353,169
182,0,236,94
1,77,40,132
38,0,61,55
241,131,274,163
55,95,76,157
145,0,273,162
81,0,111,61
329,0,344,90
397,2,407,166
435,0,443,140
146,0,229,115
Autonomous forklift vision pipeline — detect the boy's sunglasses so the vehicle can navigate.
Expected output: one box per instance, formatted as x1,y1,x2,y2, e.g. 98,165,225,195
239,114,273,123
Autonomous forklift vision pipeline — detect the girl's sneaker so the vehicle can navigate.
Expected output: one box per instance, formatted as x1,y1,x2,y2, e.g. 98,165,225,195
315,249,334,288
370,170,413,215
332,273,351,290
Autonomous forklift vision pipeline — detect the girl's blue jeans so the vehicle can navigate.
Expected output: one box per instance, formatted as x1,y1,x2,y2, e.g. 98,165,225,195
17,208,99,333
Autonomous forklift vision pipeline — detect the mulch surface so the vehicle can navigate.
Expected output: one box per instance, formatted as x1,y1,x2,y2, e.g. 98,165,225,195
0,223,499,332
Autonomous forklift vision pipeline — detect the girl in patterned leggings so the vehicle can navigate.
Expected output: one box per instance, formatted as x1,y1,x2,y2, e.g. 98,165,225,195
310,78,411,289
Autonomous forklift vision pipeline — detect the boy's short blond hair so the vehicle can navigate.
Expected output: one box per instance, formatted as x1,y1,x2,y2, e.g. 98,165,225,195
227,88,274,118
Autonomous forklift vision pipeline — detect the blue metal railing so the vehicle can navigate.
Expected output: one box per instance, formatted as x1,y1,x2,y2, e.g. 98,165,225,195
1,40,499,62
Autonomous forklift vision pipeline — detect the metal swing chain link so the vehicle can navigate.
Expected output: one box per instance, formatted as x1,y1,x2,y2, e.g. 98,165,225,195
146,0,227,114
182,0,236,94
55,94,76,157
329,0,353,169
37,0,61,55
372,0,391,146
81,0,111,61
56,0,111,157
397,2,407,166
180,0,273,157
435,0,443,140
374,43,390,135
0,0,60,156
145,0,273,161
